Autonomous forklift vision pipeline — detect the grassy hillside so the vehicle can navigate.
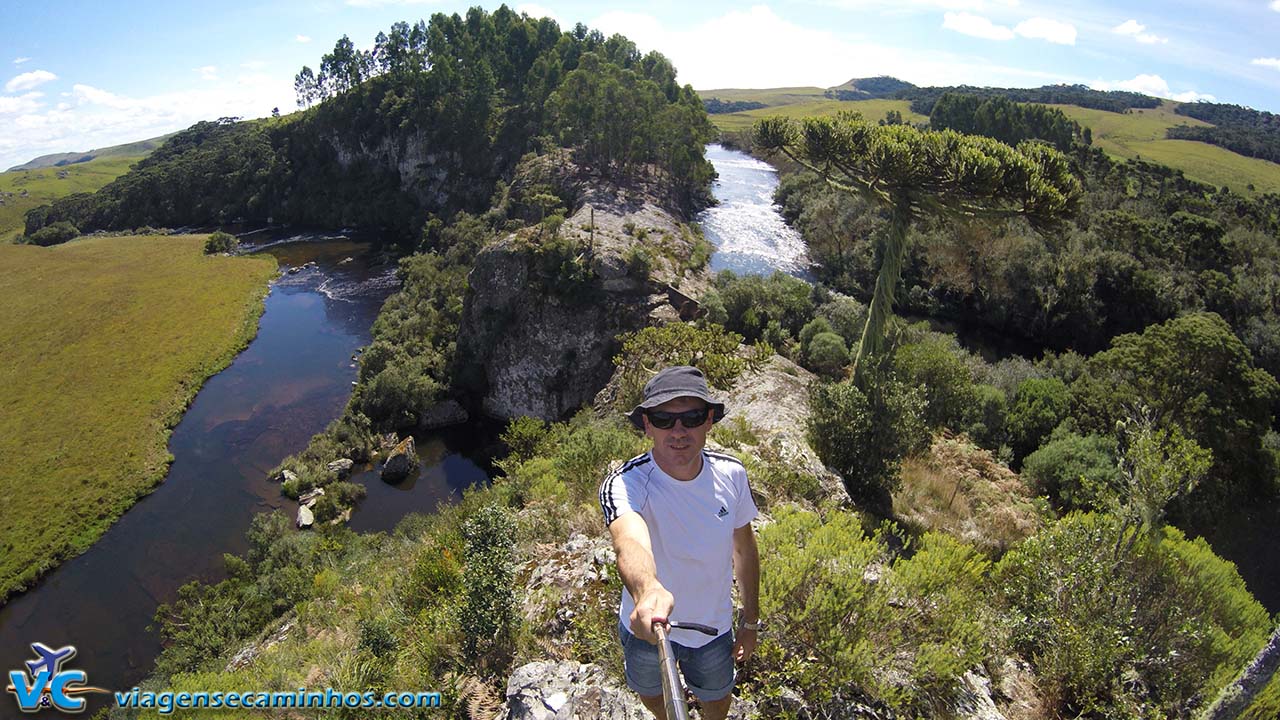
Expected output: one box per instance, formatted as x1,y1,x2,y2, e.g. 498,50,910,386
701,87,1280,194
0,155,143,242
0,235,276,602
697,86,827,106
1053,102,1280,194
707,98,927,133
6,132,173,171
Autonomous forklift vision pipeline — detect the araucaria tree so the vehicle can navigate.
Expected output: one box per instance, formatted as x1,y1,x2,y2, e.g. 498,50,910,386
754,113,1081,379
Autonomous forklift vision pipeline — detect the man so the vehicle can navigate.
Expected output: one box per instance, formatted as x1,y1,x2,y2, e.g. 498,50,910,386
599,365,761,720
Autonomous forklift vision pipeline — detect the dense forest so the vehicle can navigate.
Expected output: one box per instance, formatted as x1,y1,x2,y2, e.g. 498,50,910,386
929,93,1089,151
900,83,1161,115
1169,101,1280,165
703,97,767,114
22,8,714,244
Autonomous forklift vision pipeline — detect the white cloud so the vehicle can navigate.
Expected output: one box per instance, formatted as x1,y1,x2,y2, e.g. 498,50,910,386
0,92,44,115
1111,19,1167,45
942,12,1014,40
296,34,312,43
0,69,296,170
1013,17,1076,45
587,5,1070,91
241,60,267,70
1253,57,1280,70
1092,74,1214,102
13,57,31,65
1272,0,1280,11
516,4,559,24
5,69,57,93
195,65,219,81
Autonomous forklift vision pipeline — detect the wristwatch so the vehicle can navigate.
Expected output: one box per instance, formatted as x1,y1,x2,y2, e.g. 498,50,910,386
738,619,762,632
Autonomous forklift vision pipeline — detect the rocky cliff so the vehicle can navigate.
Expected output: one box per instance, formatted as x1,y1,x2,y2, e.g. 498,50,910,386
456,152,712,421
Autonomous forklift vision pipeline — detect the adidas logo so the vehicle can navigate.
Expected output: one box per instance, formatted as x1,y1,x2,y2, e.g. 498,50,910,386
716,505,729,518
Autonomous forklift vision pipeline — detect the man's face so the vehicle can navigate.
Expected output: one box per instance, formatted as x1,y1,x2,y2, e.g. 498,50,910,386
643,395,713,476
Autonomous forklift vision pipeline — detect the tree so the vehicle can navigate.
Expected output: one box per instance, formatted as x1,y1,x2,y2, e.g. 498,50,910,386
754,113,1080,380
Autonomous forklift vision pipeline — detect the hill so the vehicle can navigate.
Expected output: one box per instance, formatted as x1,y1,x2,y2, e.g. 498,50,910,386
6,133,173,172
698,80,1280,195
0,155,143,242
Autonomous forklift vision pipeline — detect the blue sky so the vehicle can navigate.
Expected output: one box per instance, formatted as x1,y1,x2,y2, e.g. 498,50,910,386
2,0,1279,170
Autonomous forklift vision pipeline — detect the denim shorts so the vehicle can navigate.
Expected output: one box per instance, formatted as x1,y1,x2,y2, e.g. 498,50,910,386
618,622,735,702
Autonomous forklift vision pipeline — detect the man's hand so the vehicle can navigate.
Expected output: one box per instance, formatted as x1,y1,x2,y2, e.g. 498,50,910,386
629,585,675,645
733,628,758,663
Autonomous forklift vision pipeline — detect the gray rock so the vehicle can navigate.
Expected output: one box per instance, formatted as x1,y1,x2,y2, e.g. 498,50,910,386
381,436,418,483
501,661,648,720
418,399,470,430
326,458,354,479
225,617,296,672
270,469,298,484
296,505,314,529
953,669,1008,720
298,487,325,507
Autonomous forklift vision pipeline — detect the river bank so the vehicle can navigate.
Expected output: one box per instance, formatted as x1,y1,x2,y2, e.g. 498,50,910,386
0,234,276,604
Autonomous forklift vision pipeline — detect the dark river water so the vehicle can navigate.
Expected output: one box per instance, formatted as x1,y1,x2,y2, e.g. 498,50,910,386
0,236,489,715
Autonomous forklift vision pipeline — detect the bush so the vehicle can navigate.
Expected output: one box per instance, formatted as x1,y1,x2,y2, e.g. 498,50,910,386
965,383,1008,450
27,221,80,247
1021,430,1120,509
798,316,832,359
997,512,1277,719
1007,377,1071,464
807,331,849,378
613,322,747,412
807,369,927,506
893,337,977,431
712,270,815,343
752,507,991,715
203,230,238,254
816,294,867,346
459,504,518,673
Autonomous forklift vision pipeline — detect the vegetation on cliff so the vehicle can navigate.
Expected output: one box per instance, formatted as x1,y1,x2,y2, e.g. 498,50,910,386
26,6,714,244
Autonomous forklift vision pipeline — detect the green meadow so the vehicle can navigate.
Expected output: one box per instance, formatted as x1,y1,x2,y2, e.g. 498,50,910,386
700,88,1280,194
0,235,277,602
707,98,928,133
1053,102,1280,194
0,155,142,242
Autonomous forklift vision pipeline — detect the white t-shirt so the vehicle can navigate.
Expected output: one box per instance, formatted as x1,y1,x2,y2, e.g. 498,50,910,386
599,449,758,648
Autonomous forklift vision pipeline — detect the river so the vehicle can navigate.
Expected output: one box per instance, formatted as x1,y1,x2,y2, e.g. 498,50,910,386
0,236,489,715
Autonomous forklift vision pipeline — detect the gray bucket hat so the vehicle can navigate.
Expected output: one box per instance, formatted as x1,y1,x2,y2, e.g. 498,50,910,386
627,366,727,431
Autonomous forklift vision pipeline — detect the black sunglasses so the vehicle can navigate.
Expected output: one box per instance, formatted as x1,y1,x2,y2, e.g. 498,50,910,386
645,407,711,429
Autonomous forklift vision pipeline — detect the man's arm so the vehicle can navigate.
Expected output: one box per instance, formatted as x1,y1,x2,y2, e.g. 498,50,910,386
608,512,675,644
732,522,760,662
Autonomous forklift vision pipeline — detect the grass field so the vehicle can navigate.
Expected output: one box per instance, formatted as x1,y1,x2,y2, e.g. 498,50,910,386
1052,102,1280,194
707,98,928,133
0,235,277,603
0,155,142,242
698,86,828,106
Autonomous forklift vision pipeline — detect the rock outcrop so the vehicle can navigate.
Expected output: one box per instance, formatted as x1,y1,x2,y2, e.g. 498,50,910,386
500,661,649,720
326,458,354,479
381,436,418,483
417,398,470,430
456,152,710,422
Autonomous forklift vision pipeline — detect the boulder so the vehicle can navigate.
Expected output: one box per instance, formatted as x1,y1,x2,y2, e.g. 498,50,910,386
296,505,314,529
326,458,354,479
381,436,418,483
501,662,648,720
418,398,470,430
269,469,298,484
298,487,325,507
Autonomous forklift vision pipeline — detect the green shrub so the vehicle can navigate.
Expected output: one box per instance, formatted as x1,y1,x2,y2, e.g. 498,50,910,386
806,369,927,506
460,504,518,674
613,322,747,411
358,616,398,657
893,337,977,430
965,383,1008,449
807,331,849,378
798,316,832,359
752,507,991,715
712,270,815,343
996,512,1276,719
501,416,547,464
27,221,80,247
816,294,867,346
203,231,238,254
1007,377,1071,464
1021,430,1120,510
